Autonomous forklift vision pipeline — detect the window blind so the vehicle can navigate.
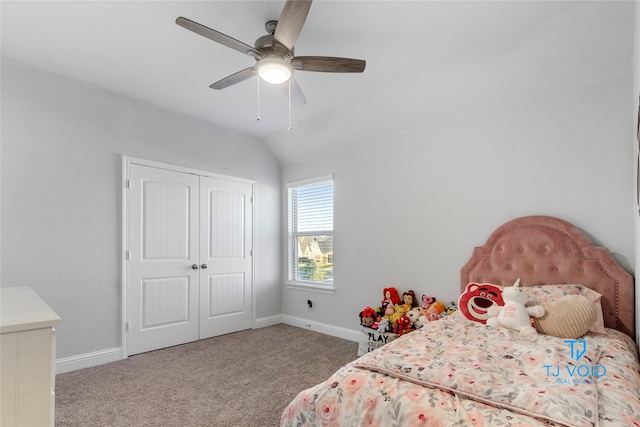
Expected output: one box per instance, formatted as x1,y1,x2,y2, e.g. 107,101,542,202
287,177,333,285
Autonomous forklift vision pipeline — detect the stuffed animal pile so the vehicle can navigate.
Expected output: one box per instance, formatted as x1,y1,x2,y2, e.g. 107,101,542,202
359,286,458,335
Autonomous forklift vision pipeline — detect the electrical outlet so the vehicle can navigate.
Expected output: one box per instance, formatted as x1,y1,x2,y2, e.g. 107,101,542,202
307,299,313,310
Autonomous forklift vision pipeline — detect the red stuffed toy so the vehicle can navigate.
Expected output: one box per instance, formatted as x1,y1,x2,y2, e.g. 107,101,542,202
458,283,505,324
393,315,412,335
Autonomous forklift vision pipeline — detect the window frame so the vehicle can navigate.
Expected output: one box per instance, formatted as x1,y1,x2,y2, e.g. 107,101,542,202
286,175,335,294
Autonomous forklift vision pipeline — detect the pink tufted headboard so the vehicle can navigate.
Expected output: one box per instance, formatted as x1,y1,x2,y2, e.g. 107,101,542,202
460,215,635,338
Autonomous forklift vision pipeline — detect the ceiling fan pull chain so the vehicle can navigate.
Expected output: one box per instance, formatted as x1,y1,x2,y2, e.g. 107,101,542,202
288,78,292,131
257,76,261,122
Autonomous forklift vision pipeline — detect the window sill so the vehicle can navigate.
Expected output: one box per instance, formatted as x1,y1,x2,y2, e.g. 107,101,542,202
286,281,335,295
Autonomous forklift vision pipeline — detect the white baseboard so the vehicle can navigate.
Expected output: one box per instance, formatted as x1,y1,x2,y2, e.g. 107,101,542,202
56,347,123,374
255,314,283,328
55,316,358,374
281,315,360,342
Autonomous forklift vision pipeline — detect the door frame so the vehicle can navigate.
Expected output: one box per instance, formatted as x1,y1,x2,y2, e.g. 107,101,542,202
121,156,256,359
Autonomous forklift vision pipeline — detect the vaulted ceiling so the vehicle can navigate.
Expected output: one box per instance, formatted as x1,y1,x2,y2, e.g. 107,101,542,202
2,1,629,164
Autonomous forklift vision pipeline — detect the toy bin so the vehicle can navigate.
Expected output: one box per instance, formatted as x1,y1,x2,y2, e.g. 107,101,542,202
358,327,399,356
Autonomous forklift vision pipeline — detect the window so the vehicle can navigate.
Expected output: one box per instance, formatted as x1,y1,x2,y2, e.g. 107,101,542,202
287,176,334,290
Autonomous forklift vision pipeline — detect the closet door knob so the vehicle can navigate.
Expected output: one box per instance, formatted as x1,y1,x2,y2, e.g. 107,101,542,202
201,264,208,270
192,264,199,270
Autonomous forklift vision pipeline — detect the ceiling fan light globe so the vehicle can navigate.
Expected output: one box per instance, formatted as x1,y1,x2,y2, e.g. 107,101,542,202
256,58,293,84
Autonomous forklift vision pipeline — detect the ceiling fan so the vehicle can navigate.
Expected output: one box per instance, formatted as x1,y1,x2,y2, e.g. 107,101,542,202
176,0,366,106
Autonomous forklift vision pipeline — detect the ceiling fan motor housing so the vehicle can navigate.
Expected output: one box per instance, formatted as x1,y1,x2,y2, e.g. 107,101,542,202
254,34,293,58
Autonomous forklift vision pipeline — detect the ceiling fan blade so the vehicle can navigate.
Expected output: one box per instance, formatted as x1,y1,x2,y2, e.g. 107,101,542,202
176,17,262,59
209,67,256,90
280,77,307,106
291,56,366,73
273,0,312,51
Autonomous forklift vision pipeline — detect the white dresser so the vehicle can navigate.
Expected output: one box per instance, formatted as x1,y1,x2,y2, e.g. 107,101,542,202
1,287,61,427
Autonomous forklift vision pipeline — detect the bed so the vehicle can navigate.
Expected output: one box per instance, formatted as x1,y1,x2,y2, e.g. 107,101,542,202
280,215,640,427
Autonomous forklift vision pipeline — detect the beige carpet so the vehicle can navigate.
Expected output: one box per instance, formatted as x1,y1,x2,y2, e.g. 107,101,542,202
55,324,359,427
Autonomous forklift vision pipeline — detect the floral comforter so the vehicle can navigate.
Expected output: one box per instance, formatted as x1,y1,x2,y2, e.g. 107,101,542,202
280,316,640,427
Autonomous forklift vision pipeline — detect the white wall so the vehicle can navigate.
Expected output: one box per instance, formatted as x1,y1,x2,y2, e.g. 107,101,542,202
281,2,636,337
0,60,282,360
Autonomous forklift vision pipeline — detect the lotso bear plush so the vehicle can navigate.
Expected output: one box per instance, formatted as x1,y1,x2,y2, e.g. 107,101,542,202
486,279,545,334
458,282,505,324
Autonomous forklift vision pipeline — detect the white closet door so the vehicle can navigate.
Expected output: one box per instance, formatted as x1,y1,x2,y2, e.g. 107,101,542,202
199,176,253,339
127,164,200,356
